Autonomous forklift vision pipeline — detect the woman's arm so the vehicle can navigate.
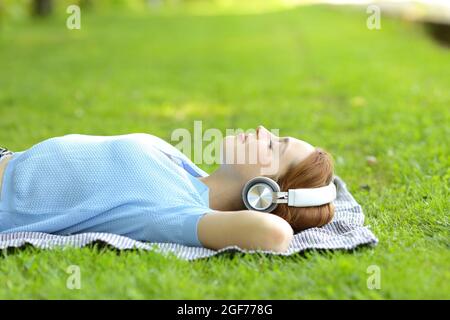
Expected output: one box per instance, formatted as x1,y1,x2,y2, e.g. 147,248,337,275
197,210,294,252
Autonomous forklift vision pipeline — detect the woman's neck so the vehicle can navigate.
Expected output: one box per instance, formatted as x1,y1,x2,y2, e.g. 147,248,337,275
198,167,246,211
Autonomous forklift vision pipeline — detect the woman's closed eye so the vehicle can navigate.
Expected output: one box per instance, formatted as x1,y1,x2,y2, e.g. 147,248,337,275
269,137,289,153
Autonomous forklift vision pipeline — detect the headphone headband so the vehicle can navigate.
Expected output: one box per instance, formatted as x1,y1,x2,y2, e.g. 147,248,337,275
285,182,336,207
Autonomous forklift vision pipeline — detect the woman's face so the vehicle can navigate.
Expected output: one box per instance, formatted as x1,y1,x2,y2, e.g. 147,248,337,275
220,125,315,180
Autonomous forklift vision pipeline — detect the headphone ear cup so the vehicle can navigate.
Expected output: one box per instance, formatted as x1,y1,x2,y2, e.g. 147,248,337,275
242,177,281,212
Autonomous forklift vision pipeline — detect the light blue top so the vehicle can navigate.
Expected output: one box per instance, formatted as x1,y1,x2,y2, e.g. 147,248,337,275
0,133,211,247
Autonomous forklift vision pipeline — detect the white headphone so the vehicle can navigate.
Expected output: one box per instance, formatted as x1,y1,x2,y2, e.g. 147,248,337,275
242,176,336,212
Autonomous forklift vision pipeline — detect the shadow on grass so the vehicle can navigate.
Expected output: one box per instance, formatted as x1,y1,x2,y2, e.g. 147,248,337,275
199,244,376,263
1,241,376,263
0,241,153,258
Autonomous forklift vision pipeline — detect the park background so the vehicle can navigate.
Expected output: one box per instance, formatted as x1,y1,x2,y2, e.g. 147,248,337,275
0,0,449,299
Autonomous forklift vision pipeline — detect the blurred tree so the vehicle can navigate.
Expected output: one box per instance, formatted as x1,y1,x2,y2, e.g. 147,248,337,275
79,0,93,10
424,22,450,47
33,0,52,16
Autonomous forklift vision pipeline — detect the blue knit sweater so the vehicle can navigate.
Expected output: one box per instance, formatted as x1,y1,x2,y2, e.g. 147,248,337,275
0,133,210,247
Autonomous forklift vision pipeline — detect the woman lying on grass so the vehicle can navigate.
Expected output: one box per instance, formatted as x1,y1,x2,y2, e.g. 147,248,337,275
0,126,334,252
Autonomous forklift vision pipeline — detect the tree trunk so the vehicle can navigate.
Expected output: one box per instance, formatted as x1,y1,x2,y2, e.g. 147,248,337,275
0,0,4,27
424,22,450,48
33,0,53,17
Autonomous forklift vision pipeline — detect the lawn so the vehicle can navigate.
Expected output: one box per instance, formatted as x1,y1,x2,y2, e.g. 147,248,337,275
0,4,449,299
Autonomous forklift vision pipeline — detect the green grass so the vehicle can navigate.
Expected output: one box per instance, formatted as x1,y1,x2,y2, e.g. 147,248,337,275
0,5,449,299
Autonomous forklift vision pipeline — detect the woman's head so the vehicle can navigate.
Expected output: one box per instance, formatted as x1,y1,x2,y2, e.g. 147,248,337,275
220,125,335,231
271,148,335,233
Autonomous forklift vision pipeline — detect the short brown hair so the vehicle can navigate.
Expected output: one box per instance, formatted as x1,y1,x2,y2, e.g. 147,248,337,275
271,148,335,233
